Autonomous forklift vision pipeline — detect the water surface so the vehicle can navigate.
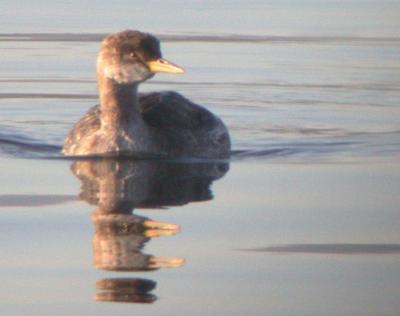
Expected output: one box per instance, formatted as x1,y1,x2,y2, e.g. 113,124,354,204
0,1,400,315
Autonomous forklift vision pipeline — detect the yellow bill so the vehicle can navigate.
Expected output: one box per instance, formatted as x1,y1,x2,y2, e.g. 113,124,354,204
147,58,185,74
148,256,185,268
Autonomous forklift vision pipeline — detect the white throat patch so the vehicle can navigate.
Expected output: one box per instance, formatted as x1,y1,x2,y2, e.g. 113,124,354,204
98,55,149,84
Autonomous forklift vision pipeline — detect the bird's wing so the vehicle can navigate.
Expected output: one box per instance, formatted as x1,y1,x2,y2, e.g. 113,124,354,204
139,91,216,131
63,105,101,152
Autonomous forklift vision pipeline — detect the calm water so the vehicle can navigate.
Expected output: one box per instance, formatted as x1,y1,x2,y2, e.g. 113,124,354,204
1,1,400,315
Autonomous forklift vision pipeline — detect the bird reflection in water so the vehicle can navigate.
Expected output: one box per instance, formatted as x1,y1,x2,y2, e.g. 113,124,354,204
70,158,229,303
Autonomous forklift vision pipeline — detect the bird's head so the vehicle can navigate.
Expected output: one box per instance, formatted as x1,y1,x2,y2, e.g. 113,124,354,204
97,30,184,84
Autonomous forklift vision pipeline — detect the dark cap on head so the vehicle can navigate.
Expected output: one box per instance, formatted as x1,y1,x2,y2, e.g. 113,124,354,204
101,30,162,61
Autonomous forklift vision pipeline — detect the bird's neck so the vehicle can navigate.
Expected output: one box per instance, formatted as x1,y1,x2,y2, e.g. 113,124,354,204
98,75,142,130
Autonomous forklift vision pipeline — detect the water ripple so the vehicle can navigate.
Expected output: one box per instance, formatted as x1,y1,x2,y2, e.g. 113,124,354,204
0,132,61,158
0,33,399,44
243,244,400,255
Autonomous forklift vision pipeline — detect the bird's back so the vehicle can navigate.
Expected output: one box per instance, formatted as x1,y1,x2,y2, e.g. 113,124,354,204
139,91,230,158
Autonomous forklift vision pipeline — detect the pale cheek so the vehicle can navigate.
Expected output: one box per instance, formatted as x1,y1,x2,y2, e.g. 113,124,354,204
121,65,138,82
103,64,147,84
103,66,117,80
102,65,123,83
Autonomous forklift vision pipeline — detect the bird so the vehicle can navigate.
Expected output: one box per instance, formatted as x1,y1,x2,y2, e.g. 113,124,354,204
62,30,230,158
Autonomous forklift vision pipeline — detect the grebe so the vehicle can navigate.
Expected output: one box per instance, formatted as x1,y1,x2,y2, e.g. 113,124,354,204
63,30,230,158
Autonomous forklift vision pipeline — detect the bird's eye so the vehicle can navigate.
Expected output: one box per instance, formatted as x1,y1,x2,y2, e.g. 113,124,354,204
129,52,137,58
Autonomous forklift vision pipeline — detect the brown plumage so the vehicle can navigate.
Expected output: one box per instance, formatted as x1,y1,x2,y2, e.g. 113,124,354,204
63,30,230,158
